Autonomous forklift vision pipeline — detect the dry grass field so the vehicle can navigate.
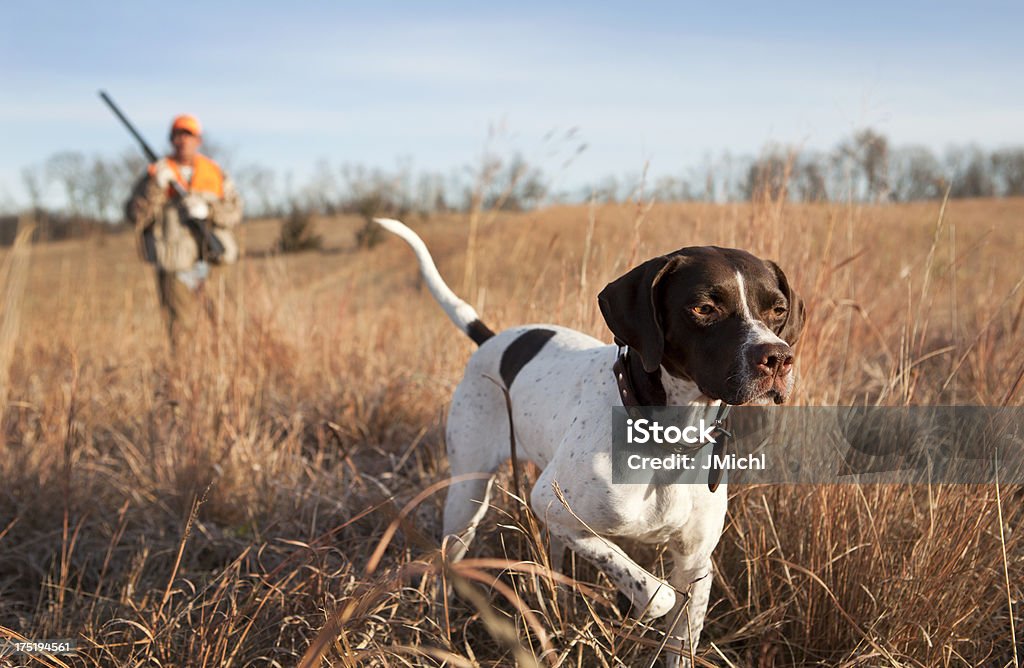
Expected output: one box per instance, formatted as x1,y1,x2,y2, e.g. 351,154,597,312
1,196,1023,666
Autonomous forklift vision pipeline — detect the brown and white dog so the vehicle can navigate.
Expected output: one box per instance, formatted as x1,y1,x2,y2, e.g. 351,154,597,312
375,218,804,667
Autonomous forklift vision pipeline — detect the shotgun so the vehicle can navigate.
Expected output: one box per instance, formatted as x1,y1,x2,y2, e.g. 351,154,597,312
99,90,225,263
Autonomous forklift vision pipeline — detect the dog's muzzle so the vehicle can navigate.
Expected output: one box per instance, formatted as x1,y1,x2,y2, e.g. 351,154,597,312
708,342,795,405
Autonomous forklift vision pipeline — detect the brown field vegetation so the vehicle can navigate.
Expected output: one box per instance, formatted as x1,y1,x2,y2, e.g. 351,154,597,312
1,197,1023,666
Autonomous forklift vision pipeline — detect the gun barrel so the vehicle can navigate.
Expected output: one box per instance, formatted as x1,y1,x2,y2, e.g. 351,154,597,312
99,90,188,200
98,90,160,164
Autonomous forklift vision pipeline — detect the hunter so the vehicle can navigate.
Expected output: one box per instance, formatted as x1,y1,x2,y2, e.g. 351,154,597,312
125,114,242,345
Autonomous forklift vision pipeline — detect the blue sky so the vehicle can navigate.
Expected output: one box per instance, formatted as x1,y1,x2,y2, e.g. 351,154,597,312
1,1,1021,207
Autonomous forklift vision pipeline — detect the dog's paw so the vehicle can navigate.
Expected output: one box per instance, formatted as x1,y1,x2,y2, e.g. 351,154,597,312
644,585,678,620
618,584,677,621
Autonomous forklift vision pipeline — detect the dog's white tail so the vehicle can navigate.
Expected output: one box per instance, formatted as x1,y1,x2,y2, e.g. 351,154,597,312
373,218,495,346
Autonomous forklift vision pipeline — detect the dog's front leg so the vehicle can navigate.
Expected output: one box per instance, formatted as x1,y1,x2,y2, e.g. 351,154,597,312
531,481,677,620
551,526,678,620
662,551,715,668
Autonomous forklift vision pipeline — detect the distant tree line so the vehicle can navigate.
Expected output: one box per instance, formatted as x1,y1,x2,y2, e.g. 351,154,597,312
4,128,1023,245
641,130,1024,205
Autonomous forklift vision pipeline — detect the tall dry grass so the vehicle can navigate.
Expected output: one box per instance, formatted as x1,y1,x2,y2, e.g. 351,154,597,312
1,196,1022,666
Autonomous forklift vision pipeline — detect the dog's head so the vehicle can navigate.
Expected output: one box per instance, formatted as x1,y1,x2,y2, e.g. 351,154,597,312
598,246,805,405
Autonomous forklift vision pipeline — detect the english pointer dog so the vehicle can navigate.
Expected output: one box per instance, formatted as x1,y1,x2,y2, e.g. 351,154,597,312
374,218,804,667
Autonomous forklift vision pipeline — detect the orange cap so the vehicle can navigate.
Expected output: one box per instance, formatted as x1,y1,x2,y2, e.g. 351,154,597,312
170,114,202,137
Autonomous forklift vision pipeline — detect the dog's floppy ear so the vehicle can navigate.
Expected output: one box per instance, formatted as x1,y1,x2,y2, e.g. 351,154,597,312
767,260,805,346
598,255,685,373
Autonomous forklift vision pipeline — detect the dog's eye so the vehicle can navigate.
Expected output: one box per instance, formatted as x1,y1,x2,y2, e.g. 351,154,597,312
772,306,788,318
692,304,715,316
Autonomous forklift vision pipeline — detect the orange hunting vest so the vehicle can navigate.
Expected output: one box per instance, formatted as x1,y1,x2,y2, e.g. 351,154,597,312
148,154,225,198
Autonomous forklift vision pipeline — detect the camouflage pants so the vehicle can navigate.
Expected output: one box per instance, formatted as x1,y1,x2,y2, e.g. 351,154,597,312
156,268,200,346
154,266,229,350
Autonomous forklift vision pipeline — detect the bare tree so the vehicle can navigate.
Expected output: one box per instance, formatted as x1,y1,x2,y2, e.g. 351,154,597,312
745,149,791,201
834,129,891,202
991,148,1024,196
337,162,413,218
483,153,547,211
704,163,717,202
859,129,890,202
793,154,829,202
46,151,88,218
233,164,279,218
20,165,46,214
414,171,450,217
653,175,695,202
301,158,339,214
86,156,117,221
890,146,943,201
945,146,995,198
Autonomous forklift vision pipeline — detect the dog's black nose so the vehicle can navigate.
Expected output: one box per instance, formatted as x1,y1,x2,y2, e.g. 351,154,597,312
750,342,793,376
